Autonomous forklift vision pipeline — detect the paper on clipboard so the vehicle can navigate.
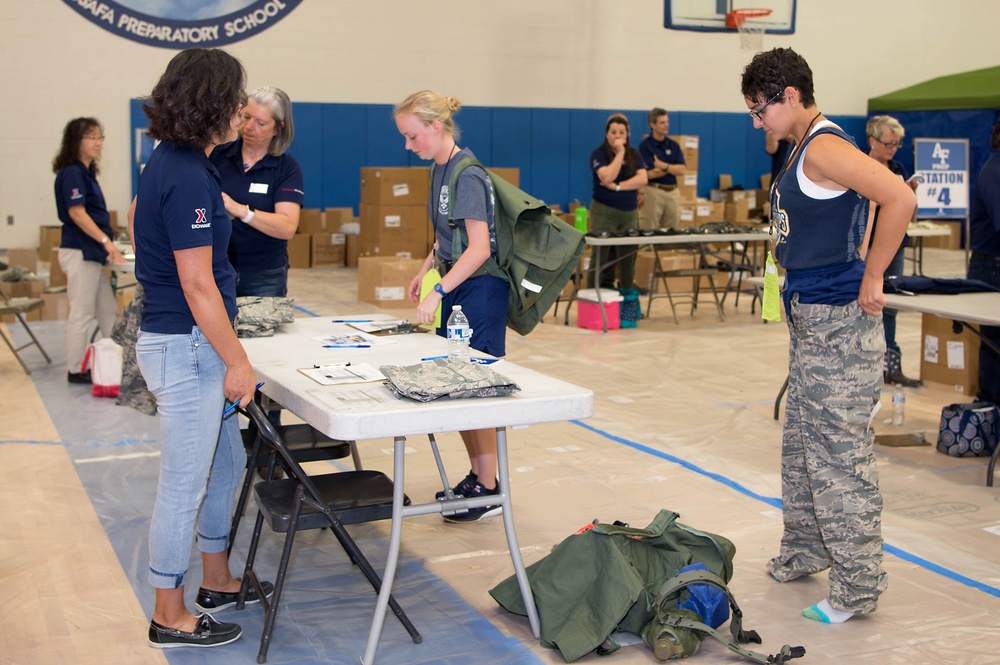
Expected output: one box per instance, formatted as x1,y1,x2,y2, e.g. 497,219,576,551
420,267,443,329
298,363,385,386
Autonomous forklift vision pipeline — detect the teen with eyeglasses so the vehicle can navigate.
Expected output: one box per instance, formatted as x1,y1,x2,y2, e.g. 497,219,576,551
742,48,915,626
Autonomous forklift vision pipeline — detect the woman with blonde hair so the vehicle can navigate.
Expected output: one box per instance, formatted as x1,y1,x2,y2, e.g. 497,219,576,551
394,90,508,522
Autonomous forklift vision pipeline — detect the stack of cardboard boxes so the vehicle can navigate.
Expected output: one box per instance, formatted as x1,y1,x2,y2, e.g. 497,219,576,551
288,208,353,269
359,167,431,260
710,175,767,226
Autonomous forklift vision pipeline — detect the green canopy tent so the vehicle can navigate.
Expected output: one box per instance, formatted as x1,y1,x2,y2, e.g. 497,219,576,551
868,65,1000,112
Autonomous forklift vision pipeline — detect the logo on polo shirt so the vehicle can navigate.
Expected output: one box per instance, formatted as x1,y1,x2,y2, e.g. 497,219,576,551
191,208,211,229
70,188,83,200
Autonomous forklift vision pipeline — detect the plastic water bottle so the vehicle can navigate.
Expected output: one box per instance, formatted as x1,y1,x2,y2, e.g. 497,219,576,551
446,305,471,363
892,386,905,426
574,206,588,233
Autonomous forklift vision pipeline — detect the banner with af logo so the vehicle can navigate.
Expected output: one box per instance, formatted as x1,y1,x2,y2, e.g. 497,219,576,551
914,138,969,218
62,0,302,49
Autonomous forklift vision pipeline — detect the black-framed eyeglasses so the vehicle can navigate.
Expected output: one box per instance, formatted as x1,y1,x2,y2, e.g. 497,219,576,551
749,91,784,122
872,137,903,149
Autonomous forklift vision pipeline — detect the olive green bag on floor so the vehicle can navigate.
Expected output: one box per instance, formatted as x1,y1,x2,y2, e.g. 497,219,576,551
489,509,804,663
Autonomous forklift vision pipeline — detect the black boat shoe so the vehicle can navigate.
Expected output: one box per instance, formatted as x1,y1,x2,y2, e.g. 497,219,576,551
147,613,242,649
195,579,274,613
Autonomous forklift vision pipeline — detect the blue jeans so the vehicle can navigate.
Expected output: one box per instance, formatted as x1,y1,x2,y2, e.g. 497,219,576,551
969,253,1000,403
236,265,288,297
136,326,245,589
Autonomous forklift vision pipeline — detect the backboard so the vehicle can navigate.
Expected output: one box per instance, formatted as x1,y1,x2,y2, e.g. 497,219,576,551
664,0,796,34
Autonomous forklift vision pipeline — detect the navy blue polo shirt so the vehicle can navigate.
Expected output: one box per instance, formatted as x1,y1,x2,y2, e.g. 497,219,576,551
134,141,237,334
869,158,911,249
590,146,647,211
210,138,305,271
971,148,1000,257
54,161,113,263
638,135,685,186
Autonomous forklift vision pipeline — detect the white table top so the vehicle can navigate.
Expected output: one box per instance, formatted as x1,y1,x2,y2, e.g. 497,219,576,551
240,317,595,441
585,230,769,247
884,291,1000,327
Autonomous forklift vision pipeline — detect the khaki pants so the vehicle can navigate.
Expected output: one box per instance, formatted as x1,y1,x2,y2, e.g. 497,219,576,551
58,248,117,373
640,185,681,230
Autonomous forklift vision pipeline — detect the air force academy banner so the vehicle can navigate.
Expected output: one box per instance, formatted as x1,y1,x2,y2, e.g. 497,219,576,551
62,0,303,49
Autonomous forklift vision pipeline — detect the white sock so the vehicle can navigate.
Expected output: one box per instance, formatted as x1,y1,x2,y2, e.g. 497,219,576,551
802,598,855,624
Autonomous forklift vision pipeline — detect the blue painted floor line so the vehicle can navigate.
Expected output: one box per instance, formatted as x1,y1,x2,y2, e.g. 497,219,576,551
570,418,1000,600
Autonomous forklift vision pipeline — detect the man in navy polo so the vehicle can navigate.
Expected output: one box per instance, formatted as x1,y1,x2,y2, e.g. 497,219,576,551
638,108,687,230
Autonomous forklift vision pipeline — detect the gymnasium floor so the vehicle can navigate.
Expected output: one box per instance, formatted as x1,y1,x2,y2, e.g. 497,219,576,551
2,247,998,665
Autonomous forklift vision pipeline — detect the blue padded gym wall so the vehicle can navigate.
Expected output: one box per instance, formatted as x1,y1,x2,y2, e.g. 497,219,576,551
131,99,864,215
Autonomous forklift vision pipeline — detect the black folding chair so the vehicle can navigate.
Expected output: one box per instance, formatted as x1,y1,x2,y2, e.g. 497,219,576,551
227,395,359,556
236,401,420,663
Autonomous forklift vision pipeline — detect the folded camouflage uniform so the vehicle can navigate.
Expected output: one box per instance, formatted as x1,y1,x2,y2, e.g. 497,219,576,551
235,296,295,337
380,359,520,402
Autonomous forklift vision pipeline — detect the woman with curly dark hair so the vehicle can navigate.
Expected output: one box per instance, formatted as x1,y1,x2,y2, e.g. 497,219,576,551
741,47,914,625
589,113,647,289
133,48,271,649
53,117,125,383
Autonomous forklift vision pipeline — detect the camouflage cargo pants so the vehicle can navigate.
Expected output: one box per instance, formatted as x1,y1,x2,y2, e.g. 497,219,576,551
768,297,888,614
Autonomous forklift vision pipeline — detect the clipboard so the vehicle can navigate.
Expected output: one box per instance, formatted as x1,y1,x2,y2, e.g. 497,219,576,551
420,267,443,329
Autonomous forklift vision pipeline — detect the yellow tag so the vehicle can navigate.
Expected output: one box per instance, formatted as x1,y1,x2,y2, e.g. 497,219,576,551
762,252,782,322
420,268,443,329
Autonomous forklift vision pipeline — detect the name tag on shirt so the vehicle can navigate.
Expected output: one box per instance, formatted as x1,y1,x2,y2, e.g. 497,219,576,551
249,183,269,194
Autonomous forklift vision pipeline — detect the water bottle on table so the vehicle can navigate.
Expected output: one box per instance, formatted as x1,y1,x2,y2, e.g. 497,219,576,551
447,305,471,362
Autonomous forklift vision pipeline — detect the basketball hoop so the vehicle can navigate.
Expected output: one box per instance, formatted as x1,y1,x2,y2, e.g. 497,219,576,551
726,8,772,51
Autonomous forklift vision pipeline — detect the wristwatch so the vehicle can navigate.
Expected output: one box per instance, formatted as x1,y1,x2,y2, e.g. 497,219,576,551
615,183,621,192
242,205,255,223
100,236,109,244
433,283,447,297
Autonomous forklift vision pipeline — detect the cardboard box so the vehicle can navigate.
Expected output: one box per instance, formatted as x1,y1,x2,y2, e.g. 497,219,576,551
345,233,361,268
490,167,520,188
357,256,425,306
360,167,430,207
108,210,119,235
39,226,62,254
287,234,311,269
115,287,134,316
920,313,980,396
725,198,750,224
718,174,733,190
324,207,355,229
311,233,346,267
920,220,962,250
48,247,67,288
5,279,44,299
669,135,699,171
678,204,698,228
41,291,69,320
297,208,325,235
634,250,699,294
6,248,38,273
359,204,430,259
679,174,698,203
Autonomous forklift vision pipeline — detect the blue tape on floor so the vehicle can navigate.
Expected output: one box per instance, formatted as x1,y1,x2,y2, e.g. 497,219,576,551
570,418,1000,600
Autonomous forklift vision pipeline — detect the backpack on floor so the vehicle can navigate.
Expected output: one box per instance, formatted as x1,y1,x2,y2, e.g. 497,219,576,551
436,158,586,336
489,509,805,664
937,402,1000,457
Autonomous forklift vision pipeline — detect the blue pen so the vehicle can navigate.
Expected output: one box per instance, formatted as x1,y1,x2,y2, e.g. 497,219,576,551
421,355,448,361
323,344,371,349
332,319,374,323
223,381,265,417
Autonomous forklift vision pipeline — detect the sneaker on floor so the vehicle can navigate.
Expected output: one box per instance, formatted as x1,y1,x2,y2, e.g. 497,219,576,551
443,481,502,523
195,579,274,614
147,613,242,649
435,470,477,500
67,370,92,384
